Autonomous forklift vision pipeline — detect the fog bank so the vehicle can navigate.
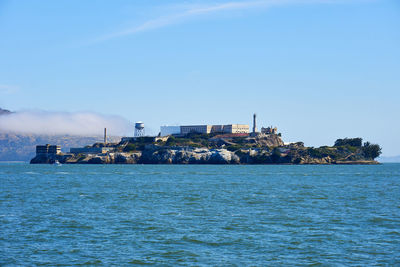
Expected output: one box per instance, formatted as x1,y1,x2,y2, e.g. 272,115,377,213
0,110,132,136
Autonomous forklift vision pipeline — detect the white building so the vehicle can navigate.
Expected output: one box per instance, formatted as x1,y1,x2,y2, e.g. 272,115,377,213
180,125,212,135
160,124,249,136
178,124,250,135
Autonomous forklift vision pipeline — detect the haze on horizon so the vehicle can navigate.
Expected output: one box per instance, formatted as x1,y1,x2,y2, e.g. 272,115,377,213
0,0,399,156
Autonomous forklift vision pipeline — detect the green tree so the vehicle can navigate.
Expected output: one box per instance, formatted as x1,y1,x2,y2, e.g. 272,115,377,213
334,138,363,147
362,142,382,159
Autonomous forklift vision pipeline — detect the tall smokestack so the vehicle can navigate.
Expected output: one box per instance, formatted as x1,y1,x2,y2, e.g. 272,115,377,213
104,128,107,145
253,113,257,133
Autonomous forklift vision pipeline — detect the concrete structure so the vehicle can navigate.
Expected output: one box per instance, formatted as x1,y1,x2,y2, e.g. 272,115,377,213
36,144,61,155
104,128,107,144
154,136,170,143
223,124,249,134
70,147,111,154
160,126,181,136
261,126,278,135
180,124,249,135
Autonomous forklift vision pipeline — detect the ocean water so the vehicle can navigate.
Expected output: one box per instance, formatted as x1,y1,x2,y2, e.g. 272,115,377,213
0,163,399,266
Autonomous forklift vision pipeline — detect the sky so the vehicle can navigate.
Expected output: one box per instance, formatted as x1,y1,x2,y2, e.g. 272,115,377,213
0,0,399,156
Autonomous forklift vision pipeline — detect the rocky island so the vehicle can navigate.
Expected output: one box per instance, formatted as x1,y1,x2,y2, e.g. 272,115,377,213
30,133,381,165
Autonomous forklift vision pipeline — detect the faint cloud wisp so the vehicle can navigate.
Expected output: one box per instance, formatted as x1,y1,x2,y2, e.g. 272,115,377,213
90,0,355,44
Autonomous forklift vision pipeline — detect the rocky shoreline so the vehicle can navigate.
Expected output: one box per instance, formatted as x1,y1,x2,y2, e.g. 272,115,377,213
30,144,379,165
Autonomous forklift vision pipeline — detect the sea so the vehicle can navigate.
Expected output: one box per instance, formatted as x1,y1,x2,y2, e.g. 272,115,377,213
0,163,399,266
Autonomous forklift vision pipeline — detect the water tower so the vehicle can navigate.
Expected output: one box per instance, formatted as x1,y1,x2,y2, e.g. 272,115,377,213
134,121,145,137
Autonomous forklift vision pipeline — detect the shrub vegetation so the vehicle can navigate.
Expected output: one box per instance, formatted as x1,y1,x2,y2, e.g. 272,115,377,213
334,138,362,147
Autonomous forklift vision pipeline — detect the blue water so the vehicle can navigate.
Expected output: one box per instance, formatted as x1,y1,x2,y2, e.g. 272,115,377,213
1,163,399,266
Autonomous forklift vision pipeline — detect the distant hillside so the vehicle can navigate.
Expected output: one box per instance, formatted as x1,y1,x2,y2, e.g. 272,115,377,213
0,108,11,115
0,133,120,161
0,107,122,161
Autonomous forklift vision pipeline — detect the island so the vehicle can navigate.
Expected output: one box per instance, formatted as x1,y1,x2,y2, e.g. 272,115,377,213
30,133,381,165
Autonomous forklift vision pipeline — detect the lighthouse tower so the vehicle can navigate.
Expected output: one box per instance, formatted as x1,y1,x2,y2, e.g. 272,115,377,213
252,113,257,134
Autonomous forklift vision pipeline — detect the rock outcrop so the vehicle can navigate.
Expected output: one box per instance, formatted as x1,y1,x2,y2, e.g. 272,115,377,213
140,147,240,164
251,134,285,147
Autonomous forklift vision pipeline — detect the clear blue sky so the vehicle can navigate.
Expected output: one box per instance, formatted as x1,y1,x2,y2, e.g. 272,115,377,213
0,0,399,155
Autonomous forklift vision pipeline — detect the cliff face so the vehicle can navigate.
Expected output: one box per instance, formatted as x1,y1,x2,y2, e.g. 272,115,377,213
31,148,241,164
140,147,240,164
252,134,284,147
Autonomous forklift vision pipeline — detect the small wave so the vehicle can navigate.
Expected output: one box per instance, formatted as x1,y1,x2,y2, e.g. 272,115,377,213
182,236,240,247
161,212,181,216
246,200,266,204
128,259,153,265
183,196,201,202
369,217,399,223
61,221,94,230
76,259,103,265
24,171,39,175
143,226,158,231
387,231,400,236
70,248,81,253
138,171,164,175
312,196,328,200
35,229,49,233
161,250,199,259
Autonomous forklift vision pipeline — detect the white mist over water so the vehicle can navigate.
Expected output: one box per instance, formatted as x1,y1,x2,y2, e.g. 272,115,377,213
0,110,132,136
